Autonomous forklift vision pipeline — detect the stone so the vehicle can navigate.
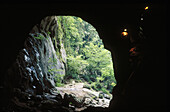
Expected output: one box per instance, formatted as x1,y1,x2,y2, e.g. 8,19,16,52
8,16,67,94
6,16,67,112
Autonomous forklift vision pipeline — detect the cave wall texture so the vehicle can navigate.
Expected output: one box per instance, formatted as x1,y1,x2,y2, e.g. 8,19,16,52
7,16,66,95
0,2,167,112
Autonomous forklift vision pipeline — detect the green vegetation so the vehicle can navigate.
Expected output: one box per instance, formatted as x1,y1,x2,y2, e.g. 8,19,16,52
60,16,116,94
33,16,116,94
31,33,46,40
31,31,51,40
48,58,64,87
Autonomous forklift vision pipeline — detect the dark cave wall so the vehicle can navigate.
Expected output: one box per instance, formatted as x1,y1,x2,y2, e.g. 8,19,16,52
7,16,66,95
0,3,167,111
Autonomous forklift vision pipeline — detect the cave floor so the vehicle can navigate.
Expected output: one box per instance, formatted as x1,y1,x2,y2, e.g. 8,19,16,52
55,82,111,111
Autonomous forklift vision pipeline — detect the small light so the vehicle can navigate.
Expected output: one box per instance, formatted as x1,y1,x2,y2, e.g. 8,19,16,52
124,29,127,32
122,32,128,36
145,6,149,10
121,28,128,37
141,18,143,20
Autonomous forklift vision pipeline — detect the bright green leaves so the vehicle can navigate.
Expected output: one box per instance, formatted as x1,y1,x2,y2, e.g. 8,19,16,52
77,17,83,23
54,16,116,94
47,31,51,35
82,40,116,93
66,55,88,80
58,16,116,94
62,16,79,39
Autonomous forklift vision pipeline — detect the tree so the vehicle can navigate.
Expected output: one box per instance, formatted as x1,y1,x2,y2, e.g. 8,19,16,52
57,16,116,94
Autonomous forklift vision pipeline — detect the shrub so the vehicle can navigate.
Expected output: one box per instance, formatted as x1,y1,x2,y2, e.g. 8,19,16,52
101,88,110,95
91,82,98,91
83,83,91,89
92,95,97,100
55,82,64,87
96,82,102,90
99,93,104,99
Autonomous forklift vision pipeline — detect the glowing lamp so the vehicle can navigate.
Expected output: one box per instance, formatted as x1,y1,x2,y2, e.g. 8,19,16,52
121,29,128,37
145,6,148,10
122,32,128,36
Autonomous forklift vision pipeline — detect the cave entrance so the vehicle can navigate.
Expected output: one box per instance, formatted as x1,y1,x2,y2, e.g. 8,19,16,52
30,15,116,111
54,16,116,109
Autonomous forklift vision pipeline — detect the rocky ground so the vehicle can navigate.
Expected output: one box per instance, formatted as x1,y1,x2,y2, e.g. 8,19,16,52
4,82,112,112
56,82,112,111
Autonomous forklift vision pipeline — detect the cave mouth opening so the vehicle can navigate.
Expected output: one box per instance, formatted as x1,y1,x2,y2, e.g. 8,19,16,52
51,15,117,109
16,15,117,111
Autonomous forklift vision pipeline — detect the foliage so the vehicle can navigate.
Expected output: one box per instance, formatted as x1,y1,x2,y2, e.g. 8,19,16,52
101,87,110,95
99,93,104,99
83,83,91,89
30,31,51,40
58,16,116,94
48,58,64,86
31,33,45,40
43,16,116,94
66,55,88,80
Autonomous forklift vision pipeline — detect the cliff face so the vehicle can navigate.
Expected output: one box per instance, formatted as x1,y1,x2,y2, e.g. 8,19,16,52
5,16,69,111
8,16,66,95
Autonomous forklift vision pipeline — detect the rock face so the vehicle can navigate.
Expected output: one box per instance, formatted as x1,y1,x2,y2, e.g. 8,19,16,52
8,16,66,95
5,16,69,111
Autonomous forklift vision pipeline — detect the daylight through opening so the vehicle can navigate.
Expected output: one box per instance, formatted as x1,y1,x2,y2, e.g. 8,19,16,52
30,16,116,111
